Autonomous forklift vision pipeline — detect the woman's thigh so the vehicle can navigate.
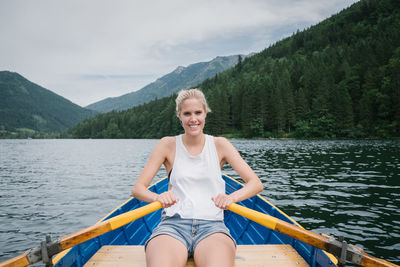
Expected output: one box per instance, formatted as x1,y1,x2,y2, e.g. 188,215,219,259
146,234,188,267
193,233,236,267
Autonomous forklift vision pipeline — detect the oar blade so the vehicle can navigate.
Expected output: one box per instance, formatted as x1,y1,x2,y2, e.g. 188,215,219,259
228,203,399,267
0,251,29,267
0,201,162,267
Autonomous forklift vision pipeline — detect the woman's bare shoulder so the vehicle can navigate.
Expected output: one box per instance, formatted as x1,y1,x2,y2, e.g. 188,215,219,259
159,136,176,149
214,136,231,148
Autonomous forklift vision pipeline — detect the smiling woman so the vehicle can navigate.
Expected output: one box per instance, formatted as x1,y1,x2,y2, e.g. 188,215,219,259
131,88,263,267
176,89,210,138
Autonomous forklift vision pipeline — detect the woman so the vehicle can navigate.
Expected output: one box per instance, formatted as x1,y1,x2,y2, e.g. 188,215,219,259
132,88,263,267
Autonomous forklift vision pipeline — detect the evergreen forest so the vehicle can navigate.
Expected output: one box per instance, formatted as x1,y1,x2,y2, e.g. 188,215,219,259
0,71,96,138
72,0,400,139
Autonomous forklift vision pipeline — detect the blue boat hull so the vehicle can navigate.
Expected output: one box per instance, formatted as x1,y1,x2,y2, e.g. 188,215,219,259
54,175,337,267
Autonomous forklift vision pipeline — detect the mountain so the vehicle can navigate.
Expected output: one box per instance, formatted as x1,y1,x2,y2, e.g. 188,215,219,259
0,71,96,134
86,55,244,113
72,0,400,139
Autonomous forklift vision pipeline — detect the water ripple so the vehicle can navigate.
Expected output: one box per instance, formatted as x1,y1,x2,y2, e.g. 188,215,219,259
0,139,399,266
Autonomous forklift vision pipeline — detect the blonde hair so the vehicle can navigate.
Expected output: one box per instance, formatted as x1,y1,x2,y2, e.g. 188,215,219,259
175,88,211,116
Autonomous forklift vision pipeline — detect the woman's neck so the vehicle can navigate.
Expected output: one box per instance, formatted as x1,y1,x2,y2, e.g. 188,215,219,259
182,132,205,148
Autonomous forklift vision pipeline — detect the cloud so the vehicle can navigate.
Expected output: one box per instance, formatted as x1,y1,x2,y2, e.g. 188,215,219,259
0,0,359,106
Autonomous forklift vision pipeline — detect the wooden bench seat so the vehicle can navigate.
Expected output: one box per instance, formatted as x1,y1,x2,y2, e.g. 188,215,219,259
84,245,309,267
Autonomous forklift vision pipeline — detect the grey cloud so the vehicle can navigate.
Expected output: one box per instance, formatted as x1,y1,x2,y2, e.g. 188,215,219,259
0,0,359,106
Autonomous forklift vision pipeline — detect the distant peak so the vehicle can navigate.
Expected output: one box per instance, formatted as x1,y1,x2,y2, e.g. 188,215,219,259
173,66,185,74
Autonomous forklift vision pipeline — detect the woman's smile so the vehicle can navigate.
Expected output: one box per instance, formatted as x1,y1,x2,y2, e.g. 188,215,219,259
179,98,207,135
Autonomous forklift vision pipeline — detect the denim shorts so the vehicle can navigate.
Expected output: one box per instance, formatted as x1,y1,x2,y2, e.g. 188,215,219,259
145,214,236,257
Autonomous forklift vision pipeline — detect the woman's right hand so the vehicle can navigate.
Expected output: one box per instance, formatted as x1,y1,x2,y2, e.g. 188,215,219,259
156,191,179,208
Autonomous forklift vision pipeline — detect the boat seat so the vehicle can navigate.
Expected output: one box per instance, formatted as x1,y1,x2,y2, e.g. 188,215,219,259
84,244,310,266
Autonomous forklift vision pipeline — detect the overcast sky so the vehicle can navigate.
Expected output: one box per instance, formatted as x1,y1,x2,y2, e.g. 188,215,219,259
0,0,359,107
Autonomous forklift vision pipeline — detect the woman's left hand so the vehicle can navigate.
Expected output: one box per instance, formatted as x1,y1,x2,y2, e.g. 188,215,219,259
212,194,235,210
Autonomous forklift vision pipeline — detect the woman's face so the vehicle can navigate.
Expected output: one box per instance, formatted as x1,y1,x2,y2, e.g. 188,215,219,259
178,98,207,136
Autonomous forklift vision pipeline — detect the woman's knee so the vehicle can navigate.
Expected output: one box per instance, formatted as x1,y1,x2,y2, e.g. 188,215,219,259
194,233,236,267
146,234,188,267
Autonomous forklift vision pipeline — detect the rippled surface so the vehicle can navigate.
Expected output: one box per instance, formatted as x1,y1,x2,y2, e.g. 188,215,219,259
223,140,400,265
1,139,399,266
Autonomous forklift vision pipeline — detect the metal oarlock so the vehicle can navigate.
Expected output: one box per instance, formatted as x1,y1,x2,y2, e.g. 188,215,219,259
41,235,53,267
338,236,348,267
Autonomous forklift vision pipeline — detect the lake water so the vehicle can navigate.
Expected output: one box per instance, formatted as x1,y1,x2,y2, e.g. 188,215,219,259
0,139,399,266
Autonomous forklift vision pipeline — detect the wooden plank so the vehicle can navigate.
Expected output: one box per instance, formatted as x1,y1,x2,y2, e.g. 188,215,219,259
235,245,309,267
84,246,145,267
84,245,309,267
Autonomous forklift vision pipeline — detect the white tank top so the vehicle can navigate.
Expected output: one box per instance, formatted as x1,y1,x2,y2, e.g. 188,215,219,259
164,134,225,220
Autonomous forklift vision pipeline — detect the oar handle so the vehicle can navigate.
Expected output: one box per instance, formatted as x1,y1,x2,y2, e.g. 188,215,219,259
59,201,162,250
228,203,399,267
0,201,162,267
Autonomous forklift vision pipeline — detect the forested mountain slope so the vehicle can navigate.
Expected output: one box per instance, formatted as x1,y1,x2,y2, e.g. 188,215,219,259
86,55,243,113
0,71,96,136
72,0,400,139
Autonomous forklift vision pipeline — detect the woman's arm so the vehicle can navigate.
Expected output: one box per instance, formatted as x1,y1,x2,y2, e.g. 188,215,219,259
131,137,178,208
213,137,263,209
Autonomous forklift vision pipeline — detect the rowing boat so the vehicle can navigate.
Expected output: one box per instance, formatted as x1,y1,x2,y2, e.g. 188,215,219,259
2,175,396,267
51,174,337,267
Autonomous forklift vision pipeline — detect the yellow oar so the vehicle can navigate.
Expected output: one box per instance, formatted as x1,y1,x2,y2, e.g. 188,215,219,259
228,203,399,267
0,201,162,267
2,201,398,267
